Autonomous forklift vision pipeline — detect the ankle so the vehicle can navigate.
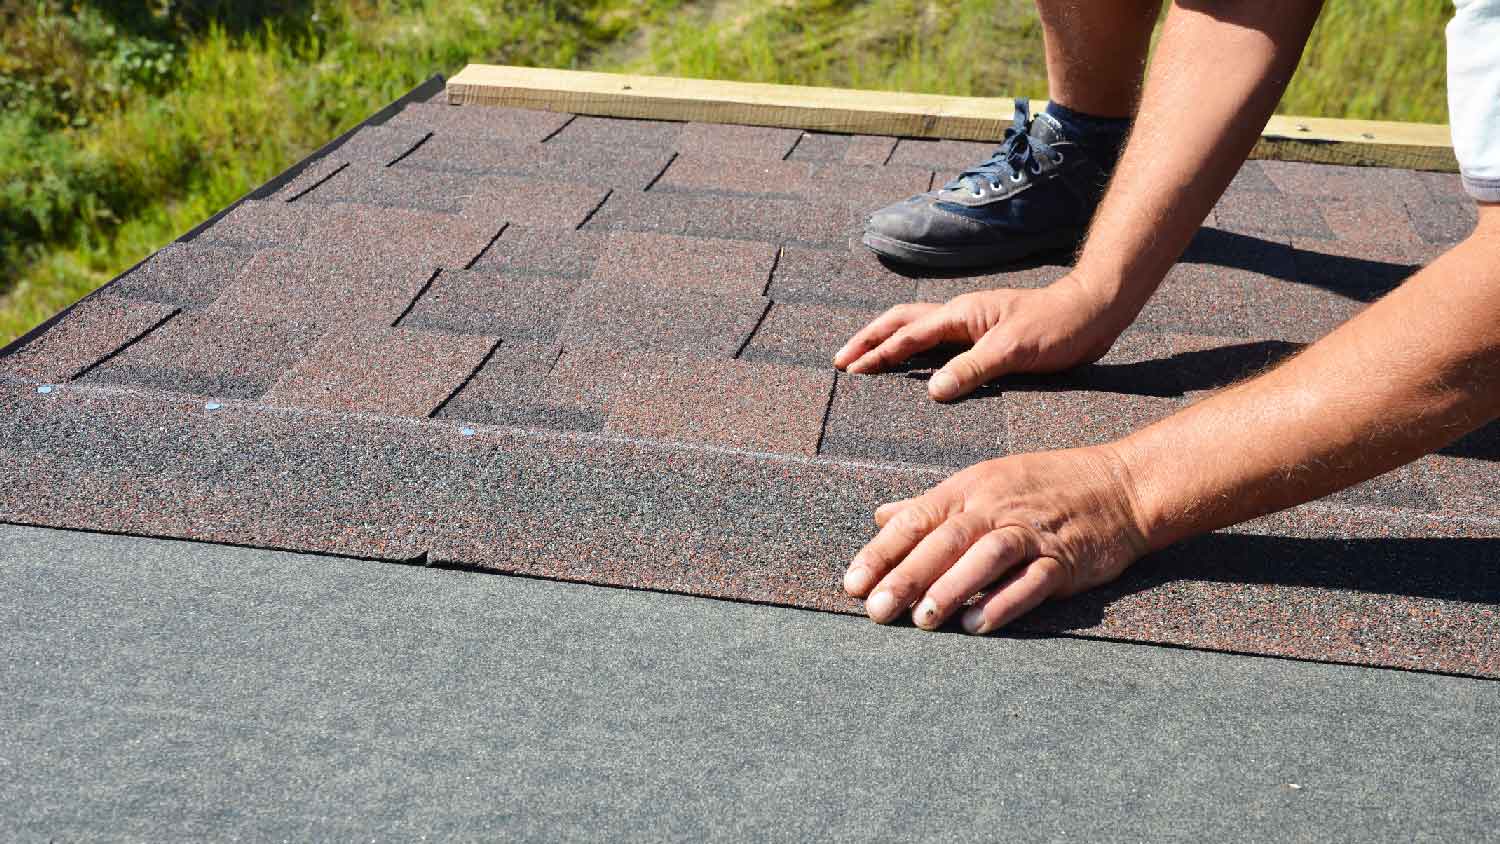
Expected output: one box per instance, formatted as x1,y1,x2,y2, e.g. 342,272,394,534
1042,100,1131,165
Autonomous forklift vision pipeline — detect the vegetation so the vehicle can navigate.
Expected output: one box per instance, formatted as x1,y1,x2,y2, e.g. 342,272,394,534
0,0,1450,345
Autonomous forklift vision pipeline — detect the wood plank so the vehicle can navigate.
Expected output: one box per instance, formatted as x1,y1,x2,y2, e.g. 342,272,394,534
446,64,1456,172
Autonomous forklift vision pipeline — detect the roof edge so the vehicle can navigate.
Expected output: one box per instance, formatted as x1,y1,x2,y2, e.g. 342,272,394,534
448,64,1456,173
0,74,447,362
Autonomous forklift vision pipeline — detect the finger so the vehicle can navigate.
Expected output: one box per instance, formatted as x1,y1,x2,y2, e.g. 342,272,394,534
960,557,1067,635
911,526,1034,630
833,306,926,369
874,498,917,526
864,511,989,625
842,496,951,599
927,330,1022,402
846,311,953,375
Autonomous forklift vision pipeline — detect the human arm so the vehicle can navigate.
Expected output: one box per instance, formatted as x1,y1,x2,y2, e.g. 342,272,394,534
844,206,1500,631
834,0,1327,401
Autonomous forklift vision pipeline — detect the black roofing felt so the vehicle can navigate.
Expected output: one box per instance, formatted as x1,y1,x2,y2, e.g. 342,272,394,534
7,523,1500,841
0,79,1495,678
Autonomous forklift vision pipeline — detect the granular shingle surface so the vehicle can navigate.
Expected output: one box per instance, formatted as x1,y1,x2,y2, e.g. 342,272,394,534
263,327,495,416
589,231,777,296
398,268,576,340
81,312,322,399
741,301,878,368
0,296,176,382
604,356,834,455
204,250,435,328
768,242,919,310
560,280,769,358
821,372,1007,468
110,243,259,307
1,91,1496,680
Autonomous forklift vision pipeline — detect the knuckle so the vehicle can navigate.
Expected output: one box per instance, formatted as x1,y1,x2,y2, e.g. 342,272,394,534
952,354,985,381
976,529,1019,562
891,501,939,537
933,517,979,554
888,328,919,352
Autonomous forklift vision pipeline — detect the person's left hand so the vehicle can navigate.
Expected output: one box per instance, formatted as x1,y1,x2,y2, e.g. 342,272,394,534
843,444,1152,633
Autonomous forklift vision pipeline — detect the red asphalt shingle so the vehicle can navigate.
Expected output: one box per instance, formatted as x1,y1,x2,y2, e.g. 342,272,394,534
263,326,496,417
2,93,1494,680
589,231,777,296
383,102,573,142
604,356,833,455
0,296,176,383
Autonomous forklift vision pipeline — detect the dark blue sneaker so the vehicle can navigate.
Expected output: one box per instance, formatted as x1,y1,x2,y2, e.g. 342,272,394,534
863,99,1117,269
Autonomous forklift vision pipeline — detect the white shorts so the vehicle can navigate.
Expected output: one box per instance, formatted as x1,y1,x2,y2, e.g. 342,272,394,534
1449,0,1500,201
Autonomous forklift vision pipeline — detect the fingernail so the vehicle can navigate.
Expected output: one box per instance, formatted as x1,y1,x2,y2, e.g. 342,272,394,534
929,370,958,399
866,590,899,623
961,607,987,634
843,564,873,595
914,597,938,629
833,342,851,362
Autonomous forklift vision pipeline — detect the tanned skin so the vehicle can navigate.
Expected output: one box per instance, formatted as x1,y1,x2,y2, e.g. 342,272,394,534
833,0,1500,632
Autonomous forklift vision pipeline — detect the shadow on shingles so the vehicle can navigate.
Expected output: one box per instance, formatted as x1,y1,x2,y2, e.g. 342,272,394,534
1442,420,1500,462
1025,533,1500,633
887,339,1496,461
1190,227,1424,302
929,339,1303,400
874,251,1074,281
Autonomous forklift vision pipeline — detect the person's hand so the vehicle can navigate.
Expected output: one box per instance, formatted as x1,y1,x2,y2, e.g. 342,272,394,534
831,276,1131,401
842,445,1150,634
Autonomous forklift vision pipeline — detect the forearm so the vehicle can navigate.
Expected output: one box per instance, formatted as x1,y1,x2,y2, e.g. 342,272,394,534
1071,0,1324,320
1115,212,1500,549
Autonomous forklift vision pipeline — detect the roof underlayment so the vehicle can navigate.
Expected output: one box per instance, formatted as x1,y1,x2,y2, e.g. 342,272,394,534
1,78,1496,678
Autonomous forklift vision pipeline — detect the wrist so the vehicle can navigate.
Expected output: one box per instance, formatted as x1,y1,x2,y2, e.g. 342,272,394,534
1066,259,1166,318
1099,434,1178,554
1051,270,1144,339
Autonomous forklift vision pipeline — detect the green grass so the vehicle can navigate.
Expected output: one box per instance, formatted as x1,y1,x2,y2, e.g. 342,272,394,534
0,0,1451,346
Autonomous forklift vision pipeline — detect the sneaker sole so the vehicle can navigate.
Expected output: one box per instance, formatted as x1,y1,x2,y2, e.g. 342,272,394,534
861,228,1085,270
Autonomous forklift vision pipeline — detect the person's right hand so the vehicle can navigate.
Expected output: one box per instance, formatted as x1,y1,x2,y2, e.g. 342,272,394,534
831,276,1132,401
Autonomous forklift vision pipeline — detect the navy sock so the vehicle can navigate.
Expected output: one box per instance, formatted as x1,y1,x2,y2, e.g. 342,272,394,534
1042,101,1130,168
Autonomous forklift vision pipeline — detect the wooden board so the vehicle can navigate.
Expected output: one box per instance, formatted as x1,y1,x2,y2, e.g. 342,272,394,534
446,64,1456,172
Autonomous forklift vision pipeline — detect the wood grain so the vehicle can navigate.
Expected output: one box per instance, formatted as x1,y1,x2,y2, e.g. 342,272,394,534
446,64,1457,172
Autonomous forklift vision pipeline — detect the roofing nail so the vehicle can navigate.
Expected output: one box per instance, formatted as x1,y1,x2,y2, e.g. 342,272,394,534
459,426,477,437
204,402,222,411
36,385,53,394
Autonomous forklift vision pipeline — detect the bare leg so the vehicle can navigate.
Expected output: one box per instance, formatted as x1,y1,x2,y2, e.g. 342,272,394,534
1036,0,1161,117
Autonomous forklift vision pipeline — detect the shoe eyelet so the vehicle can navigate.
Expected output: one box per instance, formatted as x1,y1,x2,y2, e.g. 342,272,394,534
1009,172,1023,183
1028,162,1042,175
1053,152,1065,165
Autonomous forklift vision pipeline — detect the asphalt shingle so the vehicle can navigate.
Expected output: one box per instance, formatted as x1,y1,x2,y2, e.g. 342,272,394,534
605,356,834,455
0,296,176,383
1,98,1494,680
263,327,496,416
